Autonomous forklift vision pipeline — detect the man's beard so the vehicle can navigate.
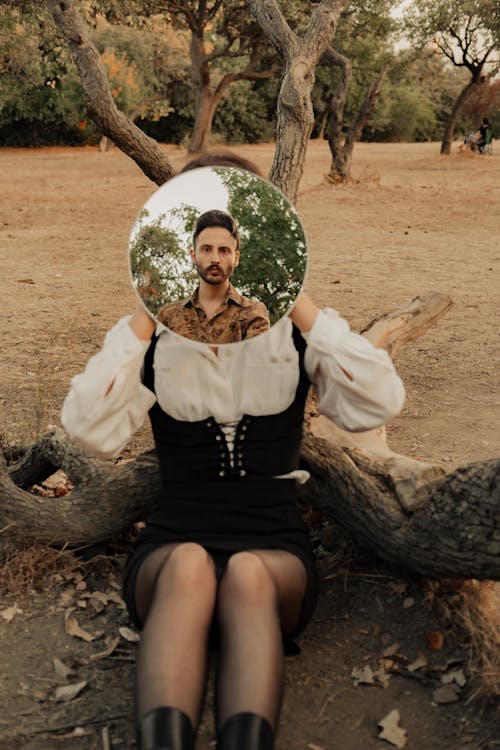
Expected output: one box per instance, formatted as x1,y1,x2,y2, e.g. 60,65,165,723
196,262,234,285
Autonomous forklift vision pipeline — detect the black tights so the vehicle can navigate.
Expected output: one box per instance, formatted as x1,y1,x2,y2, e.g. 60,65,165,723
134,543,307,732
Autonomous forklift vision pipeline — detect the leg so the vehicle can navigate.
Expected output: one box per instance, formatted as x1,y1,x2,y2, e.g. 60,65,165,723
134,542,218,736
215,549,307,746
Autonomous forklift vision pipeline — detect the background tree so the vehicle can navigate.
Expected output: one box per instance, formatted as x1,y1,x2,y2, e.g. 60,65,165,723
405,0,500,154
461,76,500,136
319,0,396,180
0,3,87,145
47,0,176,185
248,0,344,202
138,0,278,152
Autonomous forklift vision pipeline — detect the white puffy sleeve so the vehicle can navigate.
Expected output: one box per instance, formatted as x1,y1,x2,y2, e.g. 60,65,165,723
303,309,405,431
60,316,157,458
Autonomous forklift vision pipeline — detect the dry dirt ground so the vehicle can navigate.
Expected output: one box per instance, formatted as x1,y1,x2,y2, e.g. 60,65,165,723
0,141,499,750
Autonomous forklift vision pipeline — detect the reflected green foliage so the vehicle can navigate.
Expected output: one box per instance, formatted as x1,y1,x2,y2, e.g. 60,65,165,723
130,210,197,315
216,169,306,325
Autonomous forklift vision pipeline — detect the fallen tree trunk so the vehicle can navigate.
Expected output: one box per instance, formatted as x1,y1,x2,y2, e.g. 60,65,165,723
299,430,499,578
1,291,499,579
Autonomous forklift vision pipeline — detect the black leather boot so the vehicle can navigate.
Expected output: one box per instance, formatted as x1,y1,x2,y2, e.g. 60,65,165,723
139,707,195,750
217,713,274,750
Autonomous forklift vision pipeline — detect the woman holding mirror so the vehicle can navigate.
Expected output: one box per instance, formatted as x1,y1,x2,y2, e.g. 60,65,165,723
61,155,405,750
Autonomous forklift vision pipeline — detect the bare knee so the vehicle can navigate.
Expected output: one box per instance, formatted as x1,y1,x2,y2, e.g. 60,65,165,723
218,551,277,614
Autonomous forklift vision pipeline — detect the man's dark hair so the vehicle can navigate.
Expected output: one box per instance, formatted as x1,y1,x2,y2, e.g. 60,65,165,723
193,210,240,250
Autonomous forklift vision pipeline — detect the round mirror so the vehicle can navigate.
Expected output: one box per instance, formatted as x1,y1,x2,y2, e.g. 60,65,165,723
128,166,308,345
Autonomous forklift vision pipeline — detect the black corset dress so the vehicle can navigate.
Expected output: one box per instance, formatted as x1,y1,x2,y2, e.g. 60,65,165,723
123,326,319,636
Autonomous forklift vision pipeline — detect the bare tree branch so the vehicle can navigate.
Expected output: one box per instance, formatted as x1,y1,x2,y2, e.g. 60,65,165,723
47,0,175,186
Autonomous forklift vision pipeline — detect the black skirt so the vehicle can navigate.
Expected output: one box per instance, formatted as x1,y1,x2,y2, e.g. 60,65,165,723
123,476,318,641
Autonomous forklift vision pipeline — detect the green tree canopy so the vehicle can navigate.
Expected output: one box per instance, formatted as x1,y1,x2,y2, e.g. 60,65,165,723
130,210,197,315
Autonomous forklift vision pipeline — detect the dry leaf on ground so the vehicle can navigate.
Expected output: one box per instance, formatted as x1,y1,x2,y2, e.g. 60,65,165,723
54,680,87,702
432,683,461,704
390,582,408,595
373,667,391,689
87,590,126,610
53,656,74,679
378,709,408,748
49,727,93,739
425,631,444,650
351,665,375,686
441,669,466,687
90,636,120,662
119,626,140,643
383,642,400,658
408,653,428,672
0,604,23,622
64,610,95,642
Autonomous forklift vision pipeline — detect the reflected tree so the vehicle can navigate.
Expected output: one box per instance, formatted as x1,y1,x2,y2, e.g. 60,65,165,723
217,167,306,324
130,210,197,314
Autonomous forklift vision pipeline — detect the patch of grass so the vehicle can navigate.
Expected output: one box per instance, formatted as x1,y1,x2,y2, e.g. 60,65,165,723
457,580,500,700
0,544,82,596
429,579,500,701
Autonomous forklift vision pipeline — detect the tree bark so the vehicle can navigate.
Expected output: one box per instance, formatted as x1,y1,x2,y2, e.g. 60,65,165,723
3,290,499,580
47,0,176,186
299,433,499,579
441,75,484,155
324,46,351,179
249,0,344,202
188,32,277,153
327,66,386,181
1,432,161,560
188,30,214,153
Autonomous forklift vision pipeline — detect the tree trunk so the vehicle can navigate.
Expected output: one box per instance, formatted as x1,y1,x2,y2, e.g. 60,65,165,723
249,0,344,202
300,432,499,579
187,30,278,153
189,84,218,153
324,47,351,180
47,0,175,186
441,76,484,155
0,434,161,560
188,31,214,153
326,49,385,182
3,290,499,580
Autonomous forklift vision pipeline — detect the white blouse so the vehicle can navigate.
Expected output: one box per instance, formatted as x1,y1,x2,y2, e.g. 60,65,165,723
60,309,405,460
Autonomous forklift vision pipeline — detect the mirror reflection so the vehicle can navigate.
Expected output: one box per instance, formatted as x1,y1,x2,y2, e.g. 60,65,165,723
129,166,307,345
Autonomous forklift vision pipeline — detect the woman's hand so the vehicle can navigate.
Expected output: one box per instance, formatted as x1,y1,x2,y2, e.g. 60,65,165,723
288,292,320,333
129,305,156,341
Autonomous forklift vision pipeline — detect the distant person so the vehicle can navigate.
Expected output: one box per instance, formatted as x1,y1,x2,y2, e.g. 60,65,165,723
157,210,270,343
476,117,492,153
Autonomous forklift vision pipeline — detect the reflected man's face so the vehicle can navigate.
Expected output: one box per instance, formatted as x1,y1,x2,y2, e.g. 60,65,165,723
190,226,240,286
